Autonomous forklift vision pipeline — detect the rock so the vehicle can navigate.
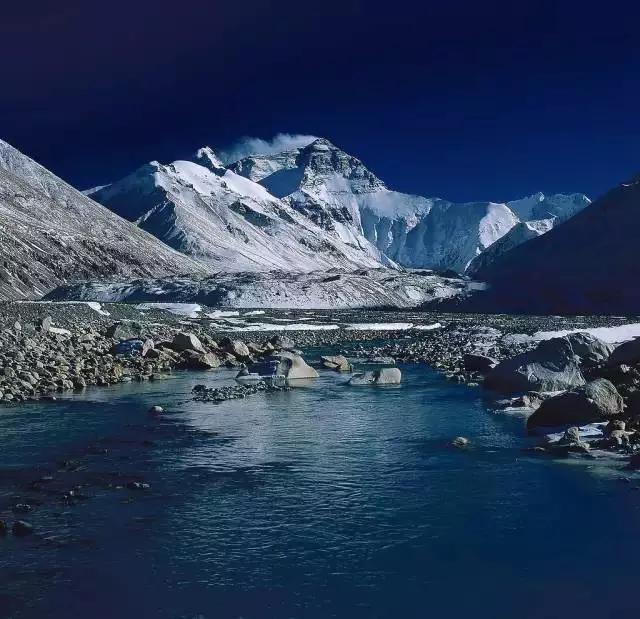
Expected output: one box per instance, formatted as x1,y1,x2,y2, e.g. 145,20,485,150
141,339,155,357
349,367,402,386
608,429,631,447
180,350,220,370
269,334,295,351
485,337,585,394
527,378,624,429
12,520,34,536
106,322,141,340
39,315,52,333
550,426,591,454
112,339,144,356
271,352,319,380
565,332,613,367
605,419,627,435
609,337,640,367
626,390,640,416
321,355,352,372
126,481,150,490
463,353,497,373
223,339,250,359
149,405,164,414
451,436,469,448
171,332,205,354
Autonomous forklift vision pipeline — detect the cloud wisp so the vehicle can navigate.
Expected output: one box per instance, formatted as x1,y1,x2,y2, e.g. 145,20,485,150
219,133,318,164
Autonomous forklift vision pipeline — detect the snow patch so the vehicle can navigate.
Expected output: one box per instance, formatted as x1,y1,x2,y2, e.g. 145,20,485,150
136,303,203,318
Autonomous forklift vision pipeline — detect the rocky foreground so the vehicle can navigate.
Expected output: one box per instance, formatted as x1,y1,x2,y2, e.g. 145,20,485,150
1,301,640,467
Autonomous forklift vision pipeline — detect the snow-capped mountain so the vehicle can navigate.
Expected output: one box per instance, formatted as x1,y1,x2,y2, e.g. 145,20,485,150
468,173,640,314
88,137,588,276
230,139,589,273
89,146,394,272
0,139,208,301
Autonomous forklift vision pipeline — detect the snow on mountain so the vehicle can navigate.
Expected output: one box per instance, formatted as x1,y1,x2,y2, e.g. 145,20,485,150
466,218,555,276
0,139,208,301
46,269,486,310
231,138,589,273
467,173,640,314
506,192,591,222
89,148,393,272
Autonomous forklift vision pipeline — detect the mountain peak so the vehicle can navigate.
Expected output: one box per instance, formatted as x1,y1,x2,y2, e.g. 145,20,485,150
192,146,226,174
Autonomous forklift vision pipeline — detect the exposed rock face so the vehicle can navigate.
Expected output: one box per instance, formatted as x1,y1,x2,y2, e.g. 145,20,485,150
0,139,207,301
527,379,624,429
349,367,402,385
485,337,585,394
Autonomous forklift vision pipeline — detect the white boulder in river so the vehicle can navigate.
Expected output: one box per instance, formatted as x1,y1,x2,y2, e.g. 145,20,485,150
349,368,402,386
273,352,319,380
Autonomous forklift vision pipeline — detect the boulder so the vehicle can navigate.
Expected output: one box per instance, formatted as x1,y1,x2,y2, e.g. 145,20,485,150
171,332,205,354
106,322,141,340
608,337,640,367
271,352,318,380
180,350,220,370
321,355,352,372
565,332,613,367
463,353,497,374
485,337,585,394
39,315,52,333
349,367,402,386
547,426,591,454
225,339,250,359
527,378,624,429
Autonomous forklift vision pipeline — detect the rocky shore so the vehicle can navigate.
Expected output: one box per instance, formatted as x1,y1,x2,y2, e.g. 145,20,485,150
1,300,640,466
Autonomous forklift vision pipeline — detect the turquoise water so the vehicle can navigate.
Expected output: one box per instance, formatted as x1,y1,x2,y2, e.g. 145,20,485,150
1,364,639,618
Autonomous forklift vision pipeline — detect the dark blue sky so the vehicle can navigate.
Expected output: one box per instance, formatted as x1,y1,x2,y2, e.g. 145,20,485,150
2,0,639,201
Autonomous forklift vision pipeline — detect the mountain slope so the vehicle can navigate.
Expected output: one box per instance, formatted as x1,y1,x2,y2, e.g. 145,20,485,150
0,139,208,301
90,150,394,272
471,174,640,314
231,139,589,273
466,218,555,276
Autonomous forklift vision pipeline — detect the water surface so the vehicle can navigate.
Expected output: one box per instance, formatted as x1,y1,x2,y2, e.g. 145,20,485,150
1,364,638,618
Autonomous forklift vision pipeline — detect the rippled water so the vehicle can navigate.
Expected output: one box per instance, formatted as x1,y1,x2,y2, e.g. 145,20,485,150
1,363,639,618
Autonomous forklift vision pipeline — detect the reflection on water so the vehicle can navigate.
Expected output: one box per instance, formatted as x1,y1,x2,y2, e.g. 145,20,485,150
1,365,639,619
